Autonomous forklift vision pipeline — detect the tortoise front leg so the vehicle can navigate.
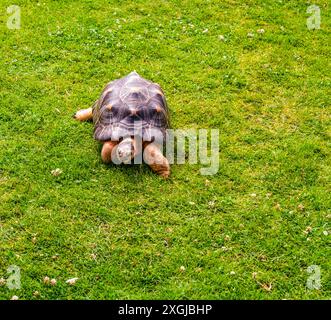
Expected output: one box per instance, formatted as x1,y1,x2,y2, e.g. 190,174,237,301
73,107,93,121
143,142,170,178
101,141,119,164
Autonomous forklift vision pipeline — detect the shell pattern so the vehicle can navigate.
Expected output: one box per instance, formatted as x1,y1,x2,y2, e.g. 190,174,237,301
93,71,170,142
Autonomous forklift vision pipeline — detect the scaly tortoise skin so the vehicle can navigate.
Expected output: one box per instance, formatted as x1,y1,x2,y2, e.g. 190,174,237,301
93,71,170,142
74,72,171,178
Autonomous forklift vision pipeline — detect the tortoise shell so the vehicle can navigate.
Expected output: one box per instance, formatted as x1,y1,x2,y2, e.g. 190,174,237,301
92,71,170,142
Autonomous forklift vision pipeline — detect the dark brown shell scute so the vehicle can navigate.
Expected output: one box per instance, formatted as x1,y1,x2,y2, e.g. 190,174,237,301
92,71,169,142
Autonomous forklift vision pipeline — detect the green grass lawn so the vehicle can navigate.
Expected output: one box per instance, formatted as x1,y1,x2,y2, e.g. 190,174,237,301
0,0,330,300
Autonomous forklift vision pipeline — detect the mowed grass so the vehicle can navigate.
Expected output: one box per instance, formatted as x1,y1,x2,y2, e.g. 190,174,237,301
0,0,330,299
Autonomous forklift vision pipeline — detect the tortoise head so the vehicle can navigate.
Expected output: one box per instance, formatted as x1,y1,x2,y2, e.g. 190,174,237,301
117,137,135,164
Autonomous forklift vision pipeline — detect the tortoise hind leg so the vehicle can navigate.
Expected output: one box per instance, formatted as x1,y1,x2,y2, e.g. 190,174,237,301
73,107,93,121
143,142,170,178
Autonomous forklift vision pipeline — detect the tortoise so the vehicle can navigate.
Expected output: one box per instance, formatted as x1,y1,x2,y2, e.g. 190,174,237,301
74,71,170,177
